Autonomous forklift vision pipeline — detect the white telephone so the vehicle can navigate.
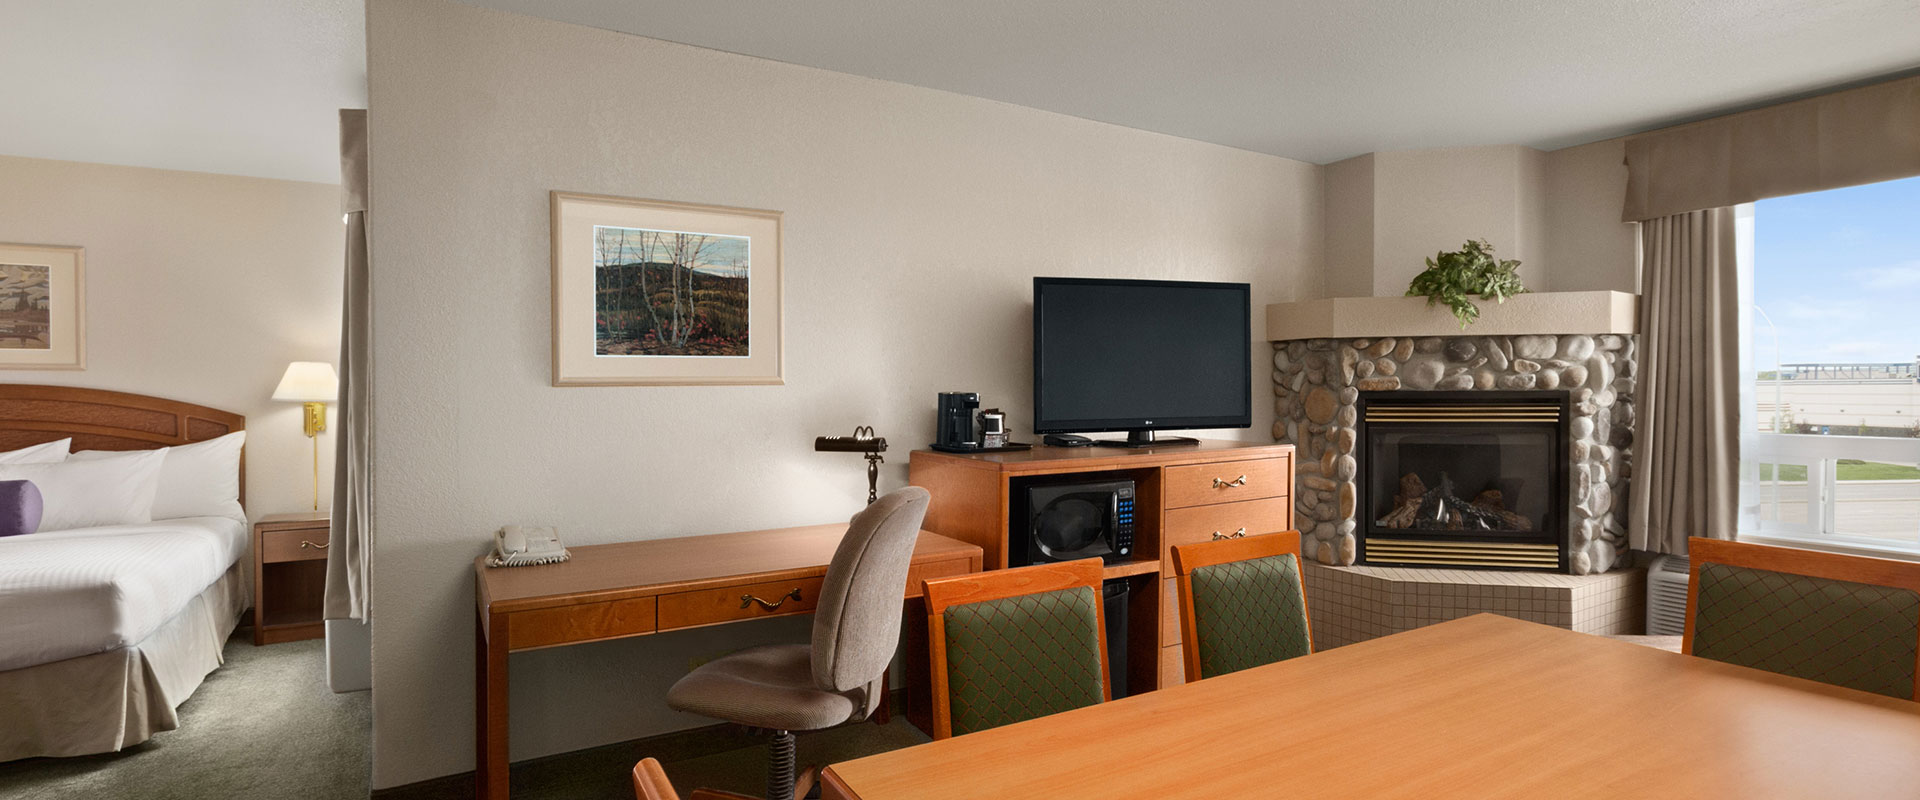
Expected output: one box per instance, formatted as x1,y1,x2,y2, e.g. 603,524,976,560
488,525,571,568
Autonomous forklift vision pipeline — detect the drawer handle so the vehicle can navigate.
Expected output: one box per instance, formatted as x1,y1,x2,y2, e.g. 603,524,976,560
741,588,803,611
300,540,330,550
1213,475,1248,489
1211,528,1247,541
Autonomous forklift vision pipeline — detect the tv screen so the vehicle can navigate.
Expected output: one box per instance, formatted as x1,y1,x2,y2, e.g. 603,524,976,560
1033,278,1251,439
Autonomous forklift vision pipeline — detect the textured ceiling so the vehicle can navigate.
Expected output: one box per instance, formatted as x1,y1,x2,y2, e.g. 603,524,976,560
463,0,1920,164
0,0,364,184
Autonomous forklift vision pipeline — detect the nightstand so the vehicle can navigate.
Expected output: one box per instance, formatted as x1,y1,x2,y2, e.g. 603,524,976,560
253,511,331,645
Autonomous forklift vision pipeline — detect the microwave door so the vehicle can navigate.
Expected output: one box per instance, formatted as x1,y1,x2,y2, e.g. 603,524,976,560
1035,493,1115,561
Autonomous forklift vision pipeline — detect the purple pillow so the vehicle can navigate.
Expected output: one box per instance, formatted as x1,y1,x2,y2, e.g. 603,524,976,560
0,480,43,537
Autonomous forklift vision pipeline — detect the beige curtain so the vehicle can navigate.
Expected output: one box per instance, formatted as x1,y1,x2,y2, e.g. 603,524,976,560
1628,208,1740,554
1622,74,1920,220
325,109,371,621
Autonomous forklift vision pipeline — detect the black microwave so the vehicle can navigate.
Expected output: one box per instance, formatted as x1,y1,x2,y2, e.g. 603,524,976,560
1011,479,1136,566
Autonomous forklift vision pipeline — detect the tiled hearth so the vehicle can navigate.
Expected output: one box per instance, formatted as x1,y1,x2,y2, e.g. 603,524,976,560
1302,561,1646,649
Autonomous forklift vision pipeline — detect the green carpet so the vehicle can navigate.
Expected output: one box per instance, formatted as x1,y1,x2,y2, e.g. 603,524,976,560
0,632,928,800
0,633,372,800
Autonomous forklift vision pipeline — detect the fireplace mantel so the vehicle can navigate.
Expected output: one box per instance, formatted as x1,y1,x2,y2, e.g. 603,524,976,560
1266,291,1637,342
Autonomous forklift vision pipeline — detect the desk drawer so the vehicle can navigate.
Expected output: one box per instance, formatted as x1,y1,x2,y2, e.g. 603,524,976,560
1164,457,1290,509
906,557,976,599
508,597,656,651
260,527,329,563
659,576,825,631
1162,496,1293,559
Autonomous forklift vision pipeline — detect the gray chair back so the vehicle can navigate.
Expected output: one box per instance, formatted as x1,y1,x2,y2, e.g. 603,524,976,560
810,486,932,693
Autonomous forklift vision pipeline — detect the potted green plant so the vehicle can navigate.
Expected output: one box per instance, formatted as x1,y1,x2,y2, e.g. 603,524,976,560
1405,239,1528,328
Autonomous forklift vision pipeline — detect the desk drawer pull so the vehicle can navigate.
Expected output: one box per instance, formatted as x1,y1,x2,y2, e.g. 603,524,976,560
1211,528,1247,541
1213,475,1249,489
300,540,330,550
741,588,803,611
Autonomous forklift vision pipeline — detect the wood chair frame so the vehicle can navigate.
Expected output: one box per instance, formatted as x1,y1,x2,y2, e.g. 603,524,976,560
920,558,1110,739
1170,530,1310,683
632,757,757,800
1683,536,1920,701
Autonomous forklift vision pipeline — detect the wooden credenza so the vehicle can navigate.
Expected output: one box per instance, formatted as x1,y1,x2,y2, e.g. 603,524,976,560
908,439,1295,692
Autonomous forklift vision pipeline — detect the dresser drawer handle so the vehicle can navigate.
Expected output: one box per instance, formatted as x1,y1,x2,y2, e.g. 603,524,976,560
300,540,330,550
1211,528,1248,541
1213,475,1248,489
741,588,803,611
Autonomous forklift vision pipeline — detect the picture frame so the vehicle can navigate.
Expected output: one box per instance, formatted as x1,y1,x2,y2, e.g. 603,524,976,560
550,192,783,386
0,243,85,370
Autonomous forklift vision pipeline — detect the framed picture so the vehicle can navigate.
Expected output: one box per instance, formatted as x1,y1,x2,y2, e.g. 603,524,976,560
550,192,783,386
0,243,84,370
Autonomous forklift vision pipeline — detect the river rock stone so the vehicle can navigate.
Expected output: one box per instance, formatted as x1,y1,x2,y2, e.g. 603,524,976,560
1333,426,1356,454
1414,337,1444,354
1559,334,1595,361
1316,540,1334,565
1392,337,1415,362
1499,373,1537,390
1436,373,1475,390
1354,359,1376,379
1561,365,1588,388
1335,405,1356,427
1571,416,1595,441
1297,486,1319,509
1338,483,1356,518
1304,386,1337,423
1339,347,1359,383
1364,338,1396,359
1513,335,1557,360
1536,370,1560,390
1312,521,1337,542
1333,454,1357,482
1596,334,1623,351
1444,339,1478,362
1307,338,1334,351
1273,350,1290,372
1512,359,1541,374
1271,420,1286,439
1306,369,1324,385
1403,360,1444,390
1339,386,1359,405
1375,357,1397,377
1482,339,1509,371
1474,368,1496,390
1573,550,1593,575
1336,533,1357,565
1356,377,1400,391
1304,475,1336,491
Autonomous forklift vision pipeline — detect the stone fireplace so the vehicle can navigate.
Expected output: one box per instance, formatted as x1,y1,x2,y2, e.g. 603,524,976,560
1272,332,1637,575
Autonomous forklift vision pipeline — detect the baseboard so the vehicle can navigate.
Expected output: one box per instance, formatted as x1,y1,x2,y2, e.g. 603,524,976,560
372,690,909,800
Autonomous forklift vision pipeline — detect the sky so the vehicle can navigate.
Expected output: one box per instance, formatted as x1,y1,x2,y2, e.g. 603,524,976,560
1752,175,1920,365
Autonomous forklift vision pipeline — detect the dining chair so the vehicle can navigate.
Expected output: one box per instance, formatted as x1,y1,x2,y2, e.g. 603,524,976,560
1170,530,1312,681
665,487,931,800
921,558,1110,739
1684,537,1920,700
632,757,757,800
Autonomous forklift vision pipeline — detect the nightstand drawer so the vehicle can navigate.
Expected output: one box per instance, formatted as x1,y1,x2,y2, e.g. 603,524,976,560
260,526,329,563
658,576,826,631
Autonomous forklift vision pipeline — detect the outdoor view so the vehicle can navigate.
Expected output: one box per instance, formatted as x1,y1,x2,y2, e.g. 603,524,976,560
593,225,750,357
1747,175,1920,547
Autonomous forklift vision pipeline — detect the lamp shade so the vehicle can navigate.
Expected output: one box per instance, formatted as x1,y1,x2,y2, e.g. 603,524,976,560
273,361,339,403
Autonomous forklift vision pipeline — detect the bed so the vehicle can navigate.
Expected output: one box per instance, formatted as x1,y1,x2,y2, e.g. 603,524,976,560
0,385,248,761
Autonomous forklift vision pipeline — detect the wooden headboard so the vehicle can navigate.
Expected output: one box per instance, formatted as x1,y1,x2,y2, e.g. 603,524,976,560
0,384,247,502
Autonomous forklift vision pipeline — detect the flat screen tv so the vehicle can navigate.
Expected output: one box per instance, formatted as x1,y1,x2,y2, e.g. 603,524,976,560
1032,277,1251,447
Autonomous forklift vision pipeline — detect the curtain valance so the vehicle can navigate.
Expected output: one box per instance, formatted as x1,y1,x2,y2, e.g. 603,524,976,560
1622,75,1920,221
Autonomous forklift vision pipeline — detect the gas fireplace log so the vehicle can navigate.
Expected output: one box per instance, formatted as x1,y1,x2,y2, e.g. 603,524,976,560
1377,473,1532,532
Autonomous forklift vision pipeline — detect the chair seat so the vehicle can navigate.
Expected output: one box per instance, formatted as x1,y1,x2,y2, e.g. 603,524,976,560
666,644,860,732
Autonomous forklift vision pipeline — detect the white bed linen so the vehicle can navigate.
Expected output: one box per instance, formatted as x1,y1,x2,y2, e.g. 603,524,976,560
0,516,247,672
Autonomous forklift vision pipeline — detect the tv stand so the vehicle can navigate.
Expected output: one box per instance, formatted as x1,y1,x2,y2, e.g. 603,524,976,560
1095,430,1199,448
908,439,1295,700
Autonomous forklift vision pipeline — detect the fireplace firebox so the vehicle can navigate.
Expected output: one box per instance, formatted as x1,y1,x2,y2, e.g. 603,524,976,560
1356,391,1570,571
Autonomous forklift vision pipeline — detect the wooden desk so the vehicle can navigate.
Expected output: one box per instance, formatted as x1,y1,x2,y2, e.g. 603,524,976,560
474,524,982,800
821,613,1920,800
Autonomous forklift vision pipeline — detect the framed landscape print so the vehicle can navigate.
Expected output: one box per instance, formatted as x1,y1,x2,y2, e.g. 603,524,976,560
0,243,84,370
551,192,783,386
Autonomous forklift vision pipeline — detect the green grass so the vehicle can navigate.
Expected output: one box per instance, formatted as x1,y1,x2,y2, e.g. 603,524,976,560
1757,461,1920,482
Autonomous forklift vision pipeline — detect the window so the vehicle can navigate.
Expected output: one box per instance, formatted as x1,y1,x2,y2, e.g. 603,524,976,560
1740,176,1920,554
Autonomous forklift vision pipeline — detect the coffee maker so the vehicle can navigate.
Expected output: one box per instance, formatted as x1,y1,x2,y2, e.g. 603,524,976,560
933,392,980,452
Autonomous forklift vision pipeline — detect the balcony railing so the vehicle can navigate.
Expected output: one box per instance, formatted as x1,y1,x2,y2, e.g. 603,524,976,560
1744,432,1920,551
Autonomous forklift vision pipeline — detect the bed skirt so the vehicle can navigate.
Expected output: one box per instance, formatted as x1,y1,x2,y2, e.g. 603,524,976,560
0,561,247,761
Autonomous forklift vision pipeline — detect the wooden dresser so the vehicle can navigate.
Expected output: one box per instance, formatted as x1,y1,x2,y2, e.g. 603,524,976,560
908,440,1295,692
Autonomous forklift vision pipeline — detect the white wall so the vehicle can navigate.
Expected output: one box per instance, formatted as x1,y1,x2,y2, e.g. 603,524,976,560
366,0,1322,788
1545,137,1640,293
0,154,341,515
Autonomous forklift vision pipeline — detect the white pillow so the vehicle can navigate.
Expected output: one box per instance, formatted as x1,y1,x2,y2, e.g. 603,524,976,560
0,449,166,531
71,431,245,520
0,438,71,464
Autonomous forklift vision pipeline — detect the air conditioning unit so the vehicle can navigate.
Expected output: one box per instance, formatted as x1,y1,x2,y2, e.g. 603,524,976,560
1645,554,1691,635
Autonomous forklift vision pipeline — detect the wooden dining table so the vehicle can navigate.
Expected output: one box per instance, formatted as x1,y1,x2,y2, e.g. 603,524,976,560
820,613,1920,799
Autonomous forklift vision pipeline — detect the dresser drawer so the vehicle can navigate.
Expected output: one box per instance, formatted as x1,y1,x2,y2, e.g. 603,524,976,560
1162,496,1293,559
508,597,656,651
260,526,329,563
1164,457,1290,509
658,575,826,631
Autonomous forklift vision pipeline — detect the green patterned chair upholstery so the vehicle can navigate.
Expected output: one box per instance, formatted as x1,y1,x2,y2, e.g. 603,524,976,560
1691,560,1920,699
1188,553,1312,679
940,585,1106,736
